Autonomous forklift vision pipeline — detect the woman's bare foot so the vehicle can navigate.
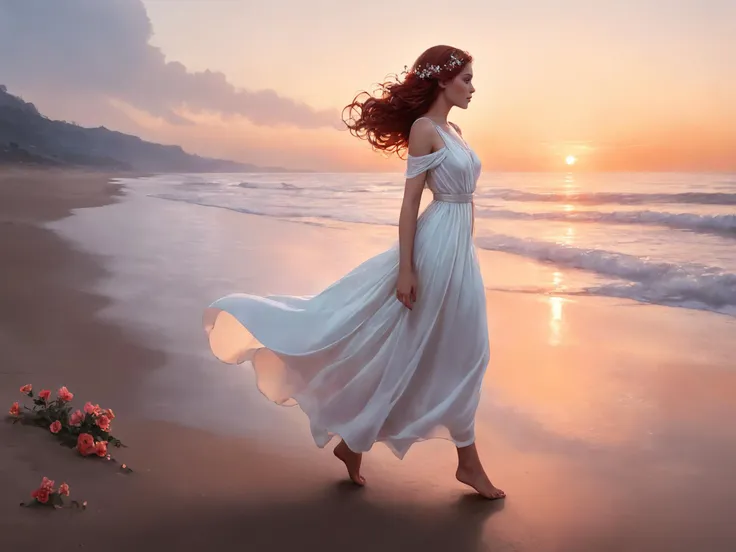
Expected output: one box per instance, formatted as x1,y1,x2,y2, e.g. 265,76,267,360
333,440,366,486
455,467,506,500
455,443,505,500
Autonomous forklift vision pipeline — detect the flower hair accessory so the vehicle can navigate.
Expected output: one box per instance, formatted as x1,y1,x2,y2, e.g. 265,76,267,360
404,52,465,80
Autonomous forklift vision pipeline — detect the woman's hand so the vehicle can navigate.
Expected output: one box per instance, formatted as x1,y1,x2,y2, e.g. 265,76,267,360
396,268,418,310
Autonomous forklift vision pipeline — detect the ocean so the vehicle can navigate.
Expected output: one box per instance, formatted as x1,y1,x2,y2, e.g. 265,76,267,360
127,170,736,318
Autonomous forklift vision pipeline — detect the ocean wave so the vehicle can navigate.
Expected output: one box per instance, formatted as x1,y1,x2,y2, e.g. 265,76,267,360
149,192,736,315
150,193,310,218
476,234,736,315
237,181,302,191
482,189,736,206
578,282,736,316
476,207,736,235
148,194,396,226
235,181,392,194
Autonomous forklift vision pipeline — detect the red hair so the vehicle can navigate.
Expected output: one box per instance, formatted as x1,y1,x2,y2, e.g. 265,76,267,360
342,45,473,159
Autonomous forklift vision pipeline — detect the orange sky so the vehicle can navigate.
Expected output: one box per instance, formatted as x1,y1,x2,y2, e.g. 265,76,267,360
140,0,736,172
5,0,734,172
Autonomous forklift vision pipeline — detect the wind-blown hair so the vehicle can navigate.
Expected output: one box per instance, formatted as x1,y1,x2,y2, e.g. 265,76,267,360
342,45,472,158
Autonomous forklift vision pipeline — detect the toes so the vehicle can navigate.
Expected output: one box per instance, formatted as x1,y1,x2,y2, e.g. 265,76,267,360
483,487,505,500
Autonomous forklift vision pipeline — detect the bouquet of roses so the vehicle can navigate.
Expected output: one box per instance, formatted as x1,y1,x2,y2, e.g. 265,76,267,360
20,476,86,510
9,384,126,462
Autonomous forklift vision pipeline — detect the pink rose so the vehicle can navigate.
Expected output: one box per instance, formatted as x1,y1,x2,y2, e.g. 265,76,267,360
58,483,70,496
9,402,20,416
84,402,101,415
40,477,55,491
70,410,84,426
19,384,32,394
94,441,108,458
76,433,96,456
104,408,115,420
49,420,62,434
57,386,74,403
95,415,111,432
31,487,50,504
38,389,51,401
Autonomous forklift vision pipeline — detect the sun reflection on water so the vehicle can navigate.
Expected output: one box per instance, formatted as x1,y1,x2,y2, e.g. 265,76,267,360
548,296,565,346
548,270,568,346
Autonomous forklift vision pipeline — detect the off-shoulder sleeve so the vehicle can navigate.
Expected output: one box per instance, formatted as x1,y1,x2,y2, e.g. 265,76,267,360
404,148,447,179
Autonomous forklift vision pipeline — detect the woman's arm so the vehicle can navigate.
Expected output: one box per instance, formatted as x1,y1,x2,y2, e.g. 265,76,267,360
396,119,435,309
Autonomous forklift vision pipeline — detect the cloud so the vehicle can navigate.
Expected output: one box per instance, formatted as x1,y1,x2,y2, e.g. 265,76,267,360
0,0,339,129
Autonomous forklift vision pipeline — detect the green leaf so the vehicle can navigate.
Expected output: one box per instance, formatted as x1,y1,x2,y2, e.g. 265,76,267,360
108,436,125,447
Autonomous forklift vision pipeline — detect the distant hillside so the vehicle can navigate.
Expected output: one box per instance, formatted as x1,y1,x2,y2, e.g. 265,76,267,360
0,85,287,172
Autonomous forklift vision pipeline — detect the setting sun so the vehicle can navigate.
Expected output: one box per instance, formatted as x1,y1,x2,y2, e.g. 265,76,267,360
565,155,577,166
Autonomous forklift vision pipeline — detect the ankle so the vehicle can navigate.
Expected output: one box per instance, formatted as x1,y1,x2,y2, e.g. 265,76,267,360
457,461,479,472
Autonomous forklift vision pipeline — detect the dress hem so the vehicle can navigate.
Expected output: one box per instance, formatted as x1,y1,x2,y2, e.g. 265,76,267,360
237,346,476,460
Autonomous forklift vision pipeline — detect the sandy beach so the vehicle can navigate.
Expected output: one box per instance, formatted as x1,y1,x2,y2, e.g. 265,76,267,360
2,167,736,551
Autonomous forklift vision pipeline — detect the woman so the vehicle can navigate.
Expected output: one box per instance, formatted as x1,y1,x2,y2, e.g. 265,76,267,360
203,45,505,500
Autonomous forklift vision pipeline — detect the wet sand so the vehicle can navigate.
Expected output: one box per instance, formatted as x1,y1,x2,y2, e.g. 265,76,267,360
2,167,736,551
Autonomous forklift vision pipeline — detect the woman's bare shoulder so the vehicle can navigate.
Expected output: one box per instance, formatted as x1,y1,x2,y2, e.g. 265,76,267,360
409,118,439,156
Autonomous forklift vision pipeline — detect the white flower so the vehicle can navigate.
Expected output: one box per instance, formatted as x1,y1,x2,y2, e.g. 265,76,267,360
410,51,466,80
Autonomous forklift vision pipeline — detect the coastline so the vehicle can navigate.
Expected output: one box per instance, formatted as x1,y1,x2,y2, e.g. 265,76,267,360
2,168,736,551
0,167,506,550
0,166,162,543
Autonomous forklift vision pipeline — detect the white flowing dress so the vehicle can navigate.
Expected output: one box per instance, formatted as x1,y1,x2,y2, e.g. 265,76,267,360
203,118,489,459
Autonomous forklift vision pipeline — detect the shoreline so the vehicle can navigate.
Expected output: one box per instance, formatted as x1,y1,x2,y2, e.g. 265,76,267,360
0,167,162,402
0,167,509,550
2,167,736,551
0,167,165,544
0,168,354,546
